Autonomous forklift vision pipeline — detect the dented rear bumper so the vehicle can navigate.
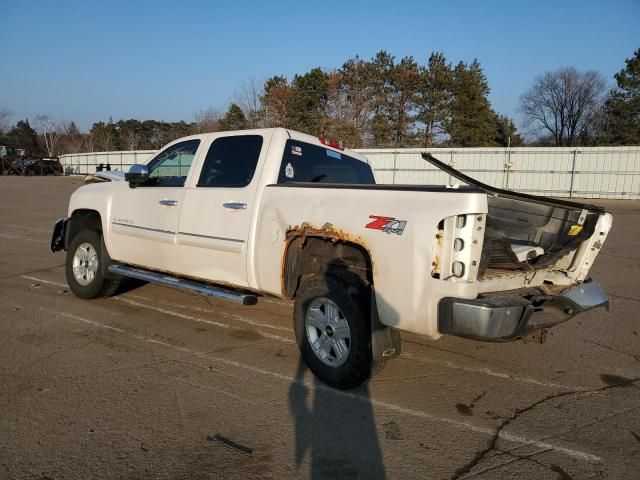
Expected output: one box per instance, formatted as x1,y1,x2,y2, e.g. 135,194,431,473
438,279,609,341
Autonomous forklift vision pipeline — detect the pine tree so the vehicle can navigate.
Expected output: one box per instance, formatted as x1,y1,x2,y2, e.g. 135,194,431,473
368,51,395,146
387,56,420,146
493,113,523,147
333,55,376,147
446,60,498,146
287,68,329,135
417,52,453,147
219,104,248,130
6,119,41,154
605,48,640,145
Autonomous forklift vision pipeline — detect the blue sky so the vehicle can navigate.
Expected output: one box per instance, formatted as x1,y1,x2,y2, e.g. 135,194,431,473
1,0,638,131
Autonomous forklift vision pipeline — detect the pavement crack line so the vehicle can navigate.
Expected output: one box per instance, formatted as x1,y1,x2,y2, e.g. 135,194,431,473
578,337,640,362
608,293,640,303
39,306,605,465
450,377,640,479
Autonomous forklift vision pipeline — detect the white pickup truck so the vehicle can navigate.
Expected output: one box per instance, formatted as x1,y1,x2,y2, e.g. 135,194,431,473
51,128,612,389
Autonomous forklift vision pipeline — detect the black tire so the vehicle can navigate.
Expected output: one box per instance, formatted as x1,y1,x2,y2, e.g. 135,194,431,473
65,229,121,299
293,272,373,389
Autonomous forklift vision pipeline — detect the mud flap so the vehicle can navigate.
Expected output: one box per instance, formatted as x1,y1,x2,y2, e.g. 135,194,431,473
370,292,401,362
50,217,69,252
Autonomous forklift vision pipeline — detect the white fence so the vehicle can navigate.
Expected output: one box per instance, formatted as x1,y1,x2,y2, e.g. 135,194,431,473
59,146,640,199
60,150,156,176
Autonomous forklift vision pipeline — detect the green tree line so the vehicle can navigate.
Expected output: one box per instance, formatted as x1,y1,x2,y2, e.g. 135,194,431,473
1,49,638,155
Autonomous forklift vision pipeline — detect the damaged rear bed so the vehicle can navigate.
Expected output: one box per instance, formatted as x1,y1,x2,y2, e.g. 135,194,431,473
423,153,612,341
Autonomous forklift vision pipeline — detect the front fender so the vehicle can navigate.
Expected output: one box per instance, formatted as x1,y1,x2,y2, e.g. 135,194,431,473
67,183,115,251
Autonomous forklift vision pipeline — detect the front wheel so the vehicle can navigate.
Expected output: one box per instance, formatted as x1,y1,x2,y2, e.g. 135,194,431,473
65,229,120,299
293,273,373,389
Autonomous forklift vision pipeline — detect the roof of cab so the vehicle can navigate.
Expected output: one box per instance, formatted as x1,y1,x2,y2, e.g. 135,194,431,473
173,127,370,165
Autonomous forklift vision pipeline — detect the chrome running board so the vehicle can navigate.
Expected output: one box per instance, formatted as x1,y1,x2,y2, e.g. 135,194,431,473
108,264,258,305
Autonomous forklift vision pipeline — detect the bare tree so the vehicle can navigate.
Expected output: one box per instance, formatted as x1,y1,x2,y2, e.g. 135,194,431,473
520,68,607,146
193,108,221,133
85,134,96,153
90,122,115,151
34,115,61,156
122,128,141,150
234,78,264,127
60,121,85,154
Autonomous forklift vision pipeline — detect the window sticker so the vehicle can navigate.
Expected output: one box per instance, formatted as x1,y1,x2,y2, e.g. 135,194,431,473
326,149,341,159
285,162,295,179
292,146,302,156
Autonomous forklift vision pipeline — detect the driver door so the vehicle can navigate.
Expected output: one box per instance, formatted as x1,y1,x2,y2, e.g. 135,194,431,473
109,139,201,273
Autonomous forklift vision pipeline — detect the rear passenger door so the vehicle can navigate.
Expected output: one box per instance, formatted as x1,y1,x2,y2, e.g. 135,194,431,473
177,134,265,287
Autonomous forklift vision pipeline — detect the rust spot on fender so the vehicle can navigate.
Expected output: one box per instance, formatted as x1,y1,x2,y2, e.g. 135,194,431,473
286,222,368,247
280,222,375,297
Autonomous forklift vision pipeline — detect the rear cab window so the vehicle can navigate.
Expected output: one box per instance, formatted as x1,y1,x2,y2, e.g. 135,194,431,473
278,139,375,184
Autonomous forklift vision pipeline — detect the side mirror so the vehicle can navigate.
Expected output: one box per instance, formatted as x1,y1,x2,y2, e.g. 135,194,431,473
125,164,149,186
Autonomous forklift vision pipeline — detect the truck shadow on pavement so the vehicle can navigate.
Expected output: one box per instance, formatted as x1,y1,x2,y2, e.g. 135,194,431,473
288,358,386,480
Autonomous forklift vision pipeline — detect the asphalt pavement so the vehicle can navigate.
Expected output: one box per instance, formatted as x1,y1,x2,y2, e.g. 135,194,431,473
0,176,638,479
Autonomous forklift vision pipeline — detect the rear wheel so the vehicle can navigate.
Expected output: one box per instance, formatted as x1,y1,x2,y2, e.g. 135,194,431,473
65,229,121,299
293,273,373,389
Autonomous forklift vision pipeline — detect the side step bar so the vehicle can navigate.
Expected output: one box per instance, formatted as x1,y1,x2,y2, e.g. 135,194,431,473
108,264,258,305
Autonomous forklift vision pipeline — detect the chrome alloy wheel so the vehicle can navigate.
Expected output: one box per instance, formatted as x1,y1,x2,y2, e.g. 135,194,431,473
305,297,352,367
72,242,99,286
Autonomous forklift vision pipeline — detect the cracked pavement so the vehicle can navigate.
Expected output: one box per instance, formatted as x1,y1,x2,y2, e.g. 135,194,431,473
0,177,639,479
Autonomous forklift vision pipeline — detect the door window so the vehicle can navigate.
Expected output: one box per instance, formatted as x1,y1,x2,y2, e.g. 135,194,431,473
145,139,200,187
197,135,263,188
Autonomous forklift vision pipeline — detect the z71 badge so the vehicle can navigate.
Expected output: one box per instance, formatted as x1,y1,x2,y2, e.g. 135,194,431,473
365,215,407,236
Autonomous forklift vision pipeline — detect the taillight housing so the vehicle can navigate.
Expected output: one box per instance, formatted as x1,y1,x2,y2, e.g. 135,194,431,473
431,213,485,282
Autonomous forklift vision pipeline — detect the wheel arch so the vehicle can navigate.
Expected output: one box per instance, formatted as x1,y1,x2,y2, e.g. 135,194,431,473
66,208,119,280
67,208,103,245
281,230,373,299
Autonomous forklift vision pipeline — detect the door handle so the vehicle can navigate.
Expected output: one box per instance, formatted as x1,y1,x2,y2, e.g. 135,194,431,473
223,202,247,210
159,199,178,206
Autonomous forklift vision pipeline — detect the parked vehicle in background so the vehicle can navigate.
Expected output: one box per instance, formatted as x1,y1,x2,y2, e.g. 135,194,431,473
50,128,612,389
1,149,63,175
0,146,14,174
0,146,14,157
8,158,63,176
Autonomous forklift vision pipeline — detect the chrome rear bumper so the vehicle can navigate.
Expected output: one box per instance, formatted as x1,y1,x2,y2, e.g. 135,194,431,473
438,280,608,341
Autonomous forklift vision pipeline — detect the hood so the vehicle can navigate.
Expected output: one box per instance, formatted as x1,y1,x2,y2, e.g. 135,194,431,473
84,171,125,184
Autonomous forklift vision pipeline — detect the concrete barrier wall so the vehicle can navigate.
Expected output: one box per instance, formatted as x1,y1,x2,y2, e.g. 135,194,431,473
60,146,640,199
